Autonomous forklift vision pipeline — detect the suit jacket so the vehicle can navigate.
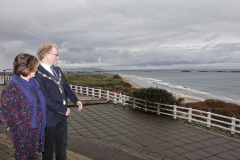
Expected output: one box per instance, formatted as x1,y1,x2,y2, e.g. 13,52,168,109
35,65,79,126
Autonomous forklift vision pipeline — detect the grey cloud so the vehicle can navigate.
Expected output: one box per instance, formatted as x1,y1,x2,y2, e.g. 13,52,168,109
1,0,240,71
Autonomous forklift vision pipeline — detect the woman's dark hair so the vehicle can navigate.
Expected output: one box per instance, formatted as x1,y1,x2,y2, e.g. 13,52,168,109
13,53,39,77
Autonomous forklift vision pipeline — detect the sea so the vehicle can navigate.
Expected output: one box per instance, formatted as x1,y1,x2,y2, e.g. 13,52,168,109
103,69,240,105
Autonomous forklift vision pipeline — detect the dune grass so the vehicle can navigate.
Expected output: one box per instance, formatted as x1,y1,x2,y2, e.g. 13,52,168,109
64,72,123,86
64,72,138,95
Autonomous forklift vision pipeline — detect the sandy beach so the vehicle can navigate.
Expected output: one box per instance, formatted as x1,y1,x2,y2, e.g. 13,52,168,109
120,75,142,89
177,97,202,103
120,75,202,103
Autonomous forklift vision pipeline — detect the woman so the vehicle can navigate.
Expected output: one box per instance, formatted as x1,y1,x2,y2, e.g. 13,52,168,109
0,53,46,160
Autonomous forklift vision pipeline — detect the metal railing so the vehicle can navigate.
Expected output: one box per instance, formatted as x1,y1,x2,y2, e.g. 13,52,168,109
70,84,240,135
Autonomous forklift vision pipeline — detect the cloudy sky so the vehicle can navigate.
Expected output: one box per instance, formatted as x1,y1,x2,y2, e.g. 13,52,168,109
0,0,240,71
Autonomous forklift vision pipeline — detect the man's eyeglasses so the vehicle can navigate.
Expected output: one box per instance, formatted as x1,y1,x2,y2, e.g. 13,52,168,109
51,54,58,57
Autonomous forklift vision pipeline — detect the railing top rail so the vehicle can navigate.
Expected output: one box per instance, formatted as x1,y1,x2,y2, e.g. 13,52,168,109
174,105,189,111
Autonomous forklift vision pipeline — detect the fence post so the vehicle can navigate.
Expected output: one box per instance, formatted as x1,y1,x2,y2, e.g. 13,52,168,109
107,89,109,101
119,93,122,104
157,103,161,115
123,93,126,106
133,98,136,109
98,88,101,99
114,91,117,104
207,109,211,128
188,105,192,123
92,87,95,97
80,85,82,95
144,100,147,112
70,84,72,90
231,114,236,135
86,86,89,96
75,85,78,93
173,103,177,119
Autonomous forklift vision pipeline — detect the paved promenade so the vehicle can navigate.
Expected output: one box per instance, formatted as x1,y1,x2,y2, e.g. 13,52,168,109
1,94,240,159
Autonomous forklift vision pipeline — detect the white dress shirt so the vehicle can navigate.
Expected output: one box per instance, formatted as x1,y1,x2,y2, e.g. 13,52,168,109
40,63,54,76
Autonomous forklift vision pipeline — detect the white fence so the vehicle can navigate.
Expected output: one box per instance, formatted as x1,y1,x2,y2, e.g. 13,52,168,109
0,76,12,84
70,84,240,135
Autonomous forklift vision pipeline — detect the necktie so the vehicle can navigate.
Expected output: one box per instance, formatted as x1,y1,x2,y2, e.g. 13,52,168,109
50,66,58,79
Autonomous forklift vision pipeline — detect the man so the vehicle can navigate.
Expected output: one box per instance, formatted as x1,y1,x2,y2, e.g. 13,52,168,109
35,44,82,160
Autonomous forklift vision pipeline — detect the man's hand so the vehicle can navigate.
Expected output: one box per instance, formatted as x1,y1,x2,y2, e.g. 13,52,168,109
77,101,83,111
65,108,71,116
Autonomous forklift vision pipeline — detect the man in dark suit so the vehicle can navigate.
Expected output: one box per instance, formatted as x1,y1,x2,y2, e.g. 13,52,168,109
35,43,82,160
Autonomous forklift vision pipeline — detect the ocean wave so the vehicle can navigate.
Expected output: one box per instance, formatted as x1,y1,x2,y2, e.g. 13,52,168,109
113,71,240,105
130,75,210,96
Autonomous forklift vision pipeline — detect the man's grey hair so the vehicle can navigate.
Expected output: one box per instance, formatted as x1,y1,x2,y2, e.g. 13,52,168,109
37,43,57,61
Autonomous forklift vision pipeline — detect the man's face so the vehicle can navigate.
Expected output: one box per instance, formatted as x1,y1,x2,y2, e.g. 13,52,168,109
48,47,58,65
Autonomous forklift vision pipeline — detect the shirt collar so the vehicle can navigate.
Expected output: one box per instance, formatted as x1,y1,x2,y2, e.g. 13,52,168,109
40,62,51,70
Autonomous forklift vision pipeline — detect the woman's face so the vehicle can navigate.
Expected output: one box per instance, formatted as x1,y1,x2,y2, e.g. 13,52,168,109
28,69,38,78
21,68,38,81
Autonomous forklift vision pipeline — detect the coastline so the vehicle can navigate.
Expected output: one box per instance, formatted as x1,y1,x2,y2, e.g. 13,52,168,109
177,97,202,103
120,75,142,89
120,75,202,103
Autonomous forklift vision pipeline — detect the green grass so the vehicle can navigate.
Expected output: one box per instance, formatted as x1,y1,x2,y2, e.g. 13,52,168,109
64,72,138,95
64,72,123,86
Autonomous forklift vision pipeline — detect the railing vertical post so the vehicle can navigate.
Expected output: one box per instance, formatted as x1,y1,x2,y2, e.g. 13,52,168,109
70,84,72,90
80,85,82,95
231,114,236,135
119,93,122,104
173,103,177,119
92,87,95,97
86,86,89,96
207,109,211,128
107,89,109,101
75,85,78,93
133,98,136,109
157,103,161,115
98,88,101,99
188,105,192,123
114,91,117,104
123,93,126,106
144,100,148,112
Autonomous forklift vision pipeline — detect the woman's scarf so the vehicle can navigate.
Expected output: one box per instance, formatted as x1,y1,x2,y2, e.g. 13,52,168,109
12,74,46,140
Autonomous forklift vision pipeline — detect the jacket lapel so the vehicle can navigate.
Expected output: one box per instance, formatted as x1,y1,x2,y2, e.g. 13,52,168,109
38,64,56,80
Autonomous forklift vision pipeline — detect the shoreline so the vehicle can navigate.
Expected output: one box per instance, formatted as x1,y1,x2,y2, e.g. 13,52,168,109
120,75,142,89
120,75,202,104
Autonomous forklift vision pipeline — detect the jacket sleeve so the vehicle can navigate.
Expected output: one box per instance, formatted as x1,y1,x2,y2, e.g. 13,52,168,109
35,74,67,116
59,68,79,104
